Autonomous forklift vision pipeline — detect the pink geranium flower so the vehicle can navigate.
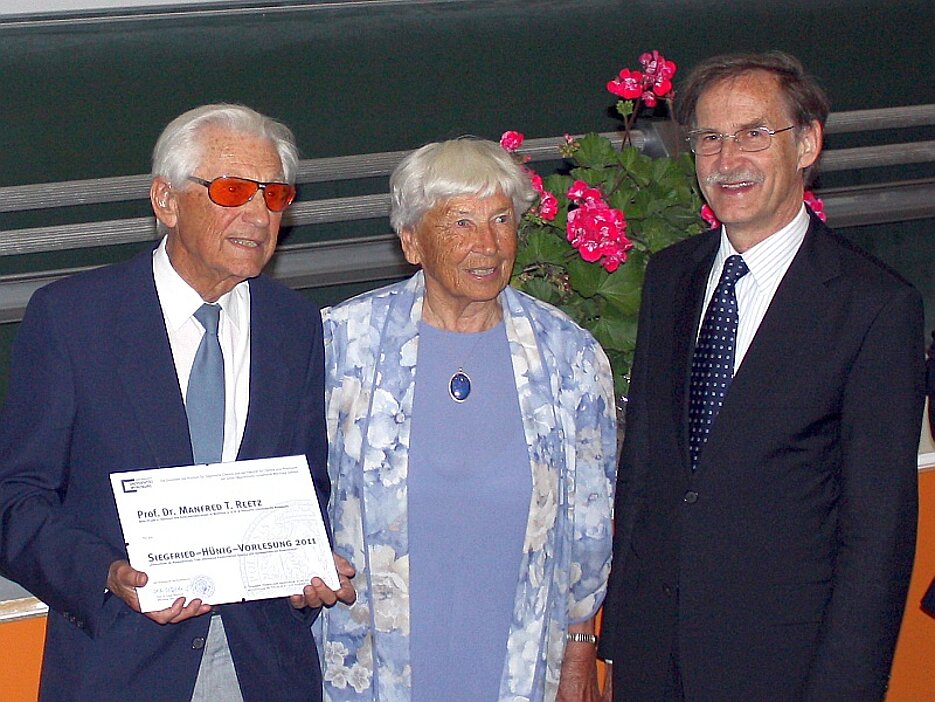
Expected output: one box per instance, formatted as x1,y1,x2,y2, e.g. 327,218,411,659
700,204,720,230
641,92,659,108
607,68,645,100
538,192,558,221
639,50,676,99
804,190,827,222
566,193,633,272
520,165,557,221
499,130,524,152
566,180,604,204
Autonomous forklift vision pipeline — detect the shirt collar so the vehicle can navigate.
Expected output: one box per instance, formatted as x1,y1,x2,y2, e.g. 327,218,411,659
152,237,248,333
715,205,809,289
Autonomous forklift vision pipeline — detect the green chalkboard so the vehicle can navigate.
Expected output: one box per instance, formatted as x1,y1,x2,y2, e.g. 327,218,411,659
2,0,934,404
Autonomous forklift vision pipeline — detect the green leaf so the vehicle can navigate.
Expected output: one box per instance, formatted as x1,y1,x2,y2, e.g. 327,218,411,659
567,256,608,298
606,185,635,215
519,228,568,267
591,314,638,353
651,156,676,183
522,277,562,305
543,173,572,198
596,252,645,314
573,133,617,169
607,348,633,398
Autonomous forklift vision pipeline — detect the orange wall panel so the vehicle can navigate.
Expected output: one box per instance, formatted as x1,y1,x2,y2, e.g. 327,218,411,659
0,615,45,702
887,465,935,700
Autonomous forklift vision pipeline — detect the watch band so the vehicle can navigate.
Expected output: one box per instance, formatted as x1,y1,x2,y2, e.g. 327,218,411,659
565,632,598,645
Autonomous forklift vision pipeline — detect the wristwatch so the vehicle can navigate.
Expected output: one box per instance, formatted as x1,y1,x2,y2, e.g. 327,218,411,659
565,632,598,645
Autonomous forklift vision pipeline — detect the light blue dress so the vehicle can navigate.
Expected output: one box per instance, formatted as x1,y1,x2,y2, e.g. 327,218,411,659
408,322,532,700
317,272,617,701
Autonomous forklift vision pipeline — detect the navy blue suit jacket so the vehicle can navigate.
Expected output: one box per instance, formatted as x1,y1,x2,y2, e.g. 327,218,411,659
0,249,329,701
600,216,924,701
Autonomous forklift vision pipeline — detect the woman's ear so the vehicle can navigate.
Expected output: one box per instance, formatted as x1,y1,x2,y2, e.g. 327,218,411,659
399,227,423,267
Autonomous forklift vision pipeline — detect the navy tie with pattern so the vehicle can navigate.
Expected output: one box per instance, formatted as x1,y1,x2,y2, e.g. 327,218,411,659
187,303,224,464
689,254,749,468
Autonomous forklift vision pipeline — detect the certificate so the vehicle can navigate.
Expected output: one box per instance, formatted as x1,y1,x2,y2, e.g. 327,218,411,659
110,455,338,612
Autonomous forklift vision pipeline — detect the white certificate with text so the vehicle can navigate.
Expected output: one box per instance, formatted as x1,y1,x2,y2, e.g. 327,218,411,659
110,455,338,612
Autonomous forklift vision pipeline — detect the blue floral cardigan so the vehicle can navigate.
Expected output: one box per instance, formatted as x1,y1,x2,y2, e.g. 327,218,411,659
316,272,616,701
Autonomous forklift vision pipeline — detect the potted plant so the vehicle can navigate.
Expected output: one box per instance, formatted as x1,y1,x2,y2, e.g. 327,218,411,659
505,51,705,399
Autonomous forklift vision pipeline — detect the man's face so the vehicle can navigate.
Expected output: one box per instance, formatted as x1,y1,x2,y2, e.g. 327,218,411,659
693,71,821,249
153,126,286,301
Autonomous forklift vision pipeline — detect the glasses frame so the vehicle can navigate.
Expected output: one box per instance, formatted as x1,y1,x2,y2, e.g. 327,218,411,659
187,175,296,212
685,125,796,155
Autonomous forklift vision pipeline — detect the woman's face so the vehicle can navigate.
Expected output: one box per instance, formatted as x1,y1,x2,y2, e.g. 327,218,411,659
400,191,517,326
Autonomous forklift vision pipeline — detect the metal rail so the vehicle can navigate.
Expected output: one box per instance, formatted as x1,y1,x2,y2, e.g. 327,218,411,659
1,106,933,324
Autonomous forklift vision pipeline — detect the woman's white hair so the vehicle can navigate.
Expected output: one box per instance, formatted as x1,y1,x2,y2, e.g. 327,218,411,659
151,103,299,187
389,137,537,235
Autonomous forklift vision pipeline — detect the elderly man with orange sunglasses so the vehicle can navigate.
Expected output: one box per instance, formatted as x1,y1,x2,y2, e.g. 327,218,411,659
0,104,354,702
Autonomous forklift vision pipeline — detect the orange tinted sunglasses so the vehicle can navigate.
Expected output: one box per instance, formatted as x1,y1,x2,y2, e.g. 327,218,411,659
187,175,296,212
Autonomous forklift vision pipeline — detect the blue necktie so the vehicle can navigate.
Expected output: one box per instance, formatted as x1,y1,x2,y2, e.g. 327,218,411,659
689,255,749,468
187,303,224,464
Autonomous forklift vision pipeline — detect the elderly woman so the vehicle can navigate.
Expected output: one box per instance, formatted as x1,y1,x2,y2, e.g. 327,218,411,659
317,138,616,701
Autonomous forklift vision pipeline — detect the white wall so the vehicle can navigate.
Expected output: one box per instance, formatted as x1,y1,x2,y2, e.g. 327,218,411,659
0,0,246,17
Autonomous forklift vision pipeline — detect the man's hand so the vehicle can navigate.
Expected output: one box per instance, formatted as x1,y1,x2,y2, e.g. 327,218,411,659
290,552,356,609
106,559,211,625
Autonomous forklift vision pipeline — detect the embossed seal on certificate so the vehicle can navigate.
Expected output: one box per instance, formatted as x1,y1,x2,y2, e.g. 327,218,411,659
190,575,216,599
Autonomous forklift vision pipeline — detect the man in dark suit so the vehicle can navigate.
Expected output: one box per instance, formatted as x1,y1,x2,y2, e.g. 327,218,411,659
599,53,924,701
0,104,354,701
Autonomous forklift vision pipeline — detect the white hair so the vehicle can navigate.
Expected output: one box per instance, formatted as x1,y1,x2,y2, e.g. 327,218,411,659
389,137,536,235
151,103,299,187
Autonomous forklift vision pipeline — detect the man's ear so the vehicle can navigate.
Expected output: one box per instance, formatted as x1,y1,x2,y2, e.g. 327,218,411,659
150,177,178,229
398,227,423,267
796,120,823,171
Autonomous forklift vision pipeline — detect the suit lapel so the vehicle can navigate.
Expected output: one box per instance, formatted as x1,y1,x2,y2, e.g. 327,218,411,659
672,237,719,467
113,252,194,468
238,278,287,460
706,220,841,454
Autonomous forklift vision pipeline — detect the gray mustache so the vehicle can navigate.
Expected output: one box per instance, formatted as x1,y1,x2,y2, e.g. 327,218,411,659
704,171,765,186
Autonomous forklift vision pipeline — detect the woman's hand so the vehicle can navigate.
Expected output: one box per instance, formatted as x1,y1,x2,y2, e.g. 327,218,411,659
556,620,601,702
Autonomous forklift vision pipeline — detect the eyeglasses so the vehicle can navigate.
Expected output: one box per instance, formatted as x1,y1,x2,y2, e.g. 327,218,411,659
686,125,796,156
187,175,296,212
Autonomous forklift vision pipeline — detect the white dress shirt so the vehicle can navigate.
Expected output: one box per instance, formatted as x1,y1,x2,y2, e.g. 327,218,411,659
152,237,251,462
699,205,810,372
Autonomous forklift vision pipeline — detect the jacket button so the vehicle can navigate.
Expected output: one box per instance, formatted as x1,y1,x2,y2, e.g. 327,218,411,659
192,637,206,650
662,583,675,597
683,490,699,504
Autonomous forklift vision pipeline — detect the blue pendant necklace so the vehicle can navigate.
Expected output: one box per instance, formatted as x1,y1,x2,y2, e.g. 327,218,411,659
449,367,472,402
446,327,489,403
431,309,499,403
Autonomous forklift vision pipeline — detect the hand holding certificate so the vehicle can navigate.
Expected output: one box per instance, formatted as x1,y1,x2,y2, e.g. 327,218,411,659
110,455,339,612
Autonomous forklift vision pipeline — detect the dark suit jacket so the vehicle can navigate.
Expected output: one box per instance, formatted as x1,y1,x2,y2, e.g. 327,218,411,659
600,216,924,702
0,249,329,702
